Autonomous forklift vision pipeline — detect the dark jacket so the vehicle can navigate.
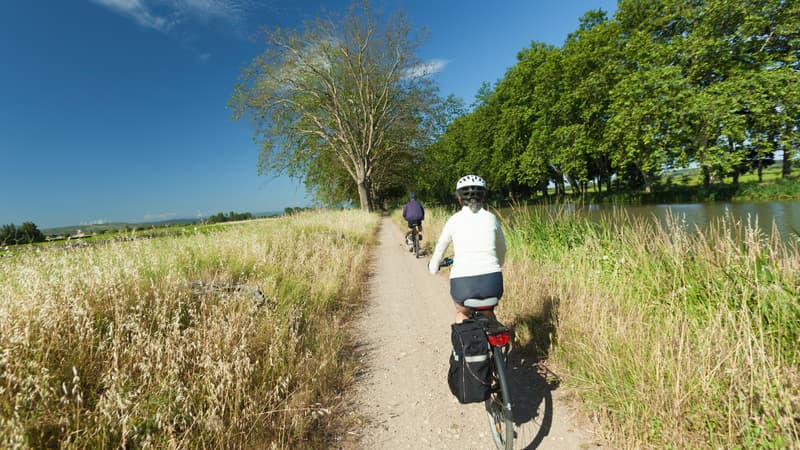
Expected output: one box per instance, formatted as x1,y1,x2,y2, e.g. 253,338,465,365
403,199,425,222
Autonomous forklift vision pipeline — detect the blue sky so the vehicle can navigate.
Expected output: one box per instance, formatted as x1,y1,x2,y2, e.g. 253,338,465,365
1,0,617,229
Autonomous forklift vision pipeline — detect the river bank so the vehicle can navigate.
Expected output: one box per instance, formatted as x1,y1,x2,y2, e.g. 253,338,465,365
505,208,799,448
416,205,799,448
536,172,800,206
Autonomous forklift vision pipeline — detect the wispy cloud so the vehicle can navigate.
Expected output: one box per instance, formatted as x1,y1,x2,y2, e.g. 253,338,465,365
91,0,174,31
90,0,252,32
90,0,253,61
404,59,449,79
177,0,250,23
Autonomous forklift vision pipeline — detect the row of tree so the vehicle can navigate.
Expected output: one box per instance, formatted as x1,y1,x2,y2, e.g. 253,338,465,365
284,207,312,216
417,0,799,203
206,211,254,224
232,0,798,211
0,222,45,246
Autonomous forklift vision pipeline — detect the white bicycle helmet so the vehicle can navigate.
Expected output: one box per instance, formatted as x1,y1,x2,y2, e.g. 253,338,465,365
456,174,486,190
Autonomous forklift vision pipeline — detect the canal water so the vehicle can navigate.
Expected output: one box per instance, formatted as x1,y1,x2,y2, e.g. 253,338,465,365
533,200,800,242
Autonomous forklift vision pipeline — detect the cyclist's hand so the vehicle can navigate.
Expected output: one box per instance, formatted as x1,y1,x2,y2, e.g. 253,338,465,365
428,260,439,275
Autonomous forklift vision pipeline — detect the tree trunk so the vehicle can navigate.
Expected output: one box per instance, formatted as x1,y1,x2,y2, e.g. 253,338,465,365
636,162,653,193
357,181,370,212
783,149,793,178
702,166,711,188
643,174,653,193
538,180,549,199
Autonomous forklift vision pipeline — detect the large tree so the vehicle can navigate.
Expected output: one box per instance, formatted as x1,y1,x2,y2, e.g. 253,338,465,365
421,0,798,199
230,1,436,211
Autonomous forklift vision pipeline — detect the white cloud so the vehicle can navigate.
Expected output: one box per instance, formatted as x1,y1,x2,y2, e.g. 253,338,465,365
90,0,251,32
176,0,250,22
91,0,173,31
404,59,449,79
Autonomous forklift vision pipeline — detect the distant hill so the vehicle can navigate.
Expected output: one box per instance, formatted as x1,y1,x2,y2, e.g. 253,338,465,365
42,211,284,236
43,222,134,236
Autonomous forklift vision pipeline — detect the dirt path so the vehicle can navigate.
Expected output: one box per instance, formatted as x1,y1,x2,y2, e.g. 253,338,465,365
349,217,604,449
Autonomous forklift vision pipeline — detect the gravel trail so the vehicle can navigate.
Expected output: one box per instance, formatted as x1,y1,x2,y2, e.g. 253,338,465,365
349,216,604,449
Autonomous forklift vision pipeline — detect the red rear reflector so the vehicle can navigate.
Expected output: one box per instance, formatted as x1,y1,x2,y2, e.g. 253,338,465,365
487,332,509,347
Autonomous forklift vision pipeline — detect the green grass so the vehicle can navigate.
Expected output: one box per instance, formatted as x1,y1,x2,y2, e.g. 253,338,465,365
502,207,800,448
539,164,800,205
735,176,800,200
421,205,799,448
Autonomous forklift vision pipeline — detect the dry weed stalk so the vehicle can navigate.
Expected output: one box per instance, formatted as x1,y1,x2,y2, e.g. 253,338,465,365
0,209,378,448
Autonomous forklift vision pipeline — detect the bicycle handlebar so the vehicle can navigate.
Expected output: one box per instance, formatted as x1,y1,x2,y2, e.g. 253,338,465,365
439,257,453,268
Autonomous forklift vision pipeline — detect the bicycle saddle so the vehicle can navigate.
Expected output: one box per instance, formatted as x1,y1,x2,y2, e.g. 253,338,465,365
463,297,498,309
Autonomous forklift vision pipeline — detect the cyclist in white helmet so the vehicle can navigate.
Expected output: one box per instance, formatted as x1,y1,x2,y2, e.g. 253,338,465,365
429,175,506,323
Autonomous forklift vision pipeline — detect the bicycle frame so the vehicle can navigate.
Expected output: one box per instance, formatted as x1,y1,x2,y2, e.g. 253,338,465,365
407,223,422,258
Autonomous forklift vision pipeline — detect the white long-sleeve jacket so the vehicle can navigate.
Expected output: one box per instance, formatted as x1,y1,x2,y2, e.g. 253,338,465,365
428,207,506,277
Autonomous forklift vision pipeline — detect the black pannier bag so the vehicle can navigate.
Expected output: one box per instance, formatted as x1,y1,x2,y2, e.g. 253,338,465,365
448,319,491,403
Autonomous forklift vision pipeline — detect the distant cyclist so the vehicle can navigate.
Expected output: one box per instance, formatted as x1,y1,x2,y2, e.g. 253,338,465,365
402,193,425,249
428,175,506,323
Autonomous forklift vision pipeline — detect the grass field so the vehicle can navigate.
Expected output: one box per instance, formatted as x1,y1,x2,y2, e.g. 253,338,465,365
421,205,799,448
0,209,379,449
7,202,799,448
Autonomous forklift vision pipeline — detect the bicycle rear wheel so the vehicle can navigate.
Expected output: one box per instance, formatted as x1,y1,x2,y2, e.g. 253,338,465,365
413,232,420,258
486,346,514,449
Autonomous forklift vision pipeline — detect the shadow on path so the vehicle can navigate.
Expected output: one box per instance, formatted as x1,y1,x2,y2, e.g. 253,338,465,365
503,295,565,449
505,351,561,449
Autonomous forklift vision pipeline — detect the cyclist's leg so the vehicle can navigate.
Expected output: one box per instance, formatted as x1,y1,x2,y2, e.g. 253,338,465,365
453,301,470,324
405,222,414,249
452,300,497,323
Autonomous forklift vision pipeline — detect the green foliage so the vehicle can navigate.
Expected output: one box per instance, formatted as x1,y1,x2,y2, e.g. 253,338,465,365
284,206,312,216
417,0,800,202
735,176,800,200
205,211,254,224
0,222,45,245
230,1,439,211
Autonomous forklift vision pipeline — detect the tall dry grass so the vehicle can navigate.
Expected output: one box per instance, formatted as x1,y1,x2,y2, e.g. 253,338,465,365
422,205,799,448
0,209,378,449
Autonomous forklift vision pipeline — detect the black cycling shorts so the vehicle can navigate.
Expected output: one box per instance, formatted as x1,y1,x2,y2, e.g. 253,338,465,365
450,271,503,304
407,220,422,229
